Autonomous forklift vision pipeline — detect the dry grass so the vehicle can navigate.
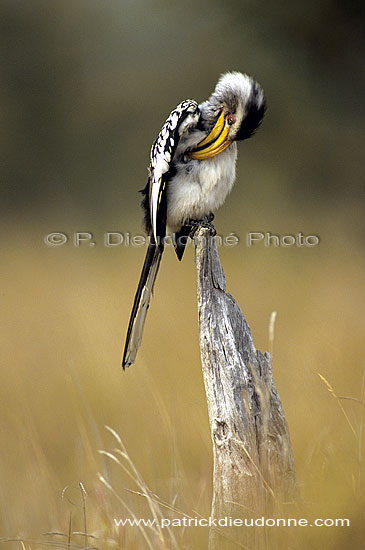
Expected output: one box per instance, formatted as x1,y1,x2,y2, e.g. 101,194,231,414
0,215,364,549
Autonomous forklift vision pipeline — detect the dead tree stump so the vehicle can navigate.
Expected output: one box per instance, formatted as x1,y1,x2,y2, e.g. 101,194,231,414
194,226,298,549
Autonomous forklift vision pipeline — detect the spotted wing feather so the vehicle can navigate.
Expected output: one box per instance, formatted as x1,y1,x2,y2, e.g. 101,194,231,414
148,99,199,249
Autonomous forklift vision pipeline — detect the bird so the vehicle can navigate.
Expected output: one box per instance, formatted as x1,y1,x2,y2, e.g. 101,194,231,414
122,71,266,369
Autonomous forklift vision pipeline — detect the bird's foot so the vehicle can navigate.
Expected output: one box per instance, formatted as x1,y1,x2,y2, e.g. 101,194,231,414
188,213,216,238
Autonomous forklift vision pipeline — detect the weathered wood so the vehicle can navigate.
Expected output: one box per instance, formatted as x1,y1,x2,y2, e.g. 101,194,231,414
194,226,298,548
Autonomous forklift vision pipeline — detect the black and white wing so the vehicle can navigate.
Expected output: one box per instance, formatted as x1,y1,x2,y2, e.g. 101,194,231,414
122,99,200,369
146,99,200,248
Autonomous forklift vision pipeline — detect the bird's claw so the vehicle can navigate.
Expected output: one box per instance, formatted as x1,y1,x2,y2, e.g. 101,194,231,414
188,213,216,238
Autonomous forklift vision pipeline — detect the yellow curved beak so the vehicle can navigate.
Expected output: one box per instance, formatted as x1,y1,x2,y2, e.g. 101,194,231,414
190,111,232,160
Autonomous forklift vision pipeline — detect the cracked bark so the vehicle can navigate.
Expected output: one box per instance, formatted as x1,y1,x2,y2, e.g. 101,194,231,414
194,226,299,549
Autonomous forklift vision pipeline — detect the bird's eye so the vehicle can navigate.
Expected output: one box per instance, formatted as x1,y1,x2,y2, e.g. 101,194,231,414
227,114,236,126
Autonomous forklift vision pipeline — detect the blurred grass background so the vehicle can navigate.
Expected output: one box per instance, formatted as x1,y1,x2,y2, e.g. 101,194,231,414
0,0,364,548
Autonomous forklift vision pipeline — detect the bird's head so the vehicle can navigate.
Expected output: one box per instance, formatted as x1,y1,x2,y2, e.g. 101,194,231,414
190,72,266,160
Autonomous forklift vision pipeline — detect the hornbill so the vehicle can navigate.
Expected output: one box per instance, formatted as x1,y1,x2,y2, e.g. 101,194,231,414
122,72,265,369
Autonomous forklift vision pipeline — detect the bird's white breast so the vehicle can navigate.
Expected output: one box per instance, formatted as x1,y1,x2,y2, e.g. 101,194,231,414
166,143,238,232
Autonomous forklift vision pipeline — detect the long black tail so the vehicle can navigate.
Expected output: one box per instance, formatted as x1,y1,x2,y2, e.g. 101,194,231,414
122,240,162,369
